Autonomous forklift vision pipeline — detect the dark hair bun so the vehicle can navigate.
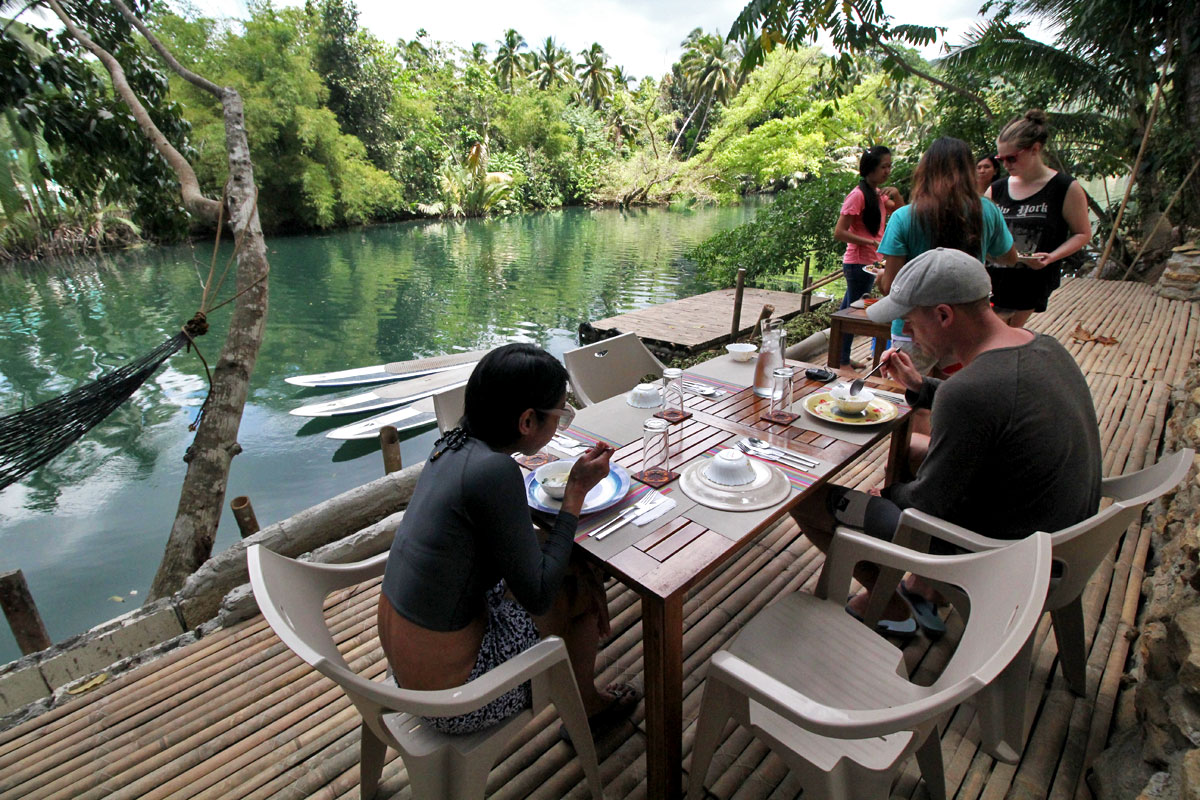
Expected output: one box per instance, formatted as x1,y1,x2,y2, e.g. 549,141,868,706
1024,109,1047,125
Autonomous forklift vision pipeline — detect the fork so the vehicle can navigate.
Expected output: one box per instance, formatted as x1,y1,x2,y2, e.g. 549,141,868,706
682,381,721,397
737,439,819,469
589,492,660,538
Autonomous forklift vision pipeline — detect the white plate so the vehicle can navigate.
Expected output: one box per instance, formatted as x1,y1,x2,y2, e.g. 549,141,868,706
525,463,632,515
678,458,791,512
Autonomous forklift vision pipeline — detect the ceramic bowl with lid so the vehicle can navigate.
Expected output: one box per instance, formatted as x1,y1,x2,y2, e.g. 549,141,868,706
627,382,663,408
703,449,757,486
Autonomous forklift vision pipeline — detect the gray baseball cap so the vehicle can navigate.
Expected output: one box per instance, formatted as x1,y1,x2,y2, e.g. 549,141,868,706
866,247,992,323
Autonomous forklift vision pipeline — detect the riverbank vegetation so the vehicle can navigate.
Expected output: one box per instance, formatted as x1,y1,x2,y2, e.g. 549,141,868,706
2,0,1197,268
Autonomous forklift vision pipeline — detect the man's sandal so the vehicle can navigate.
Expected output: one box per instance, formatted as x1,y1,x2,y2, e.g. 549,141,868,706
845,603,918,639
899,584,947,639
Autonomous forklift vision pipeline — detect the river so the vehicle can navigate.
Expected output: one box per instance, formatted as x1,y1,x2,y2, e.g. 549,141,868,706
0,201,764,665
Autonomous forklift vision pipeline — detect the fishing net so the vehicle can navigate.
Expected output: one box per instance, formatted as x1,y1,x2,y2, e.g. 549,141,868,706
0,314,208,491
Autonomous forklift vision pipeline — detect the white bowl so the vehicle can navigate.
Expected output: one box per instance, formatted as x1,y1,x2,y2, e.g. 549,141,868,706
830,383,874,415
534,460,574,499
726,342,757,362
627,382,663,408
703,449,757,486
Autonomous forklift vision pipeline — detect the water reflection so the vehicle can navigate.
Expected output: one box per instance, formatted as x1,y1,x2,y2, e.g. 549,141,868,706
0,201,764,663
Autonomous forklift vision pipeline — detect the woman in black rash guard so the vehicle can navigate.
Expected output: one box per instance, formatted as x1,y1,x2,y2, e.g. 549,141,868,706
377,343,637,735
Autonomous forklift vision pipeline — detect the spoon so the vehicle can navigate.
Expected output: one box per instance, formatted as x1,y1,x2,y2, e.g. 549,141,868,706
848,354,891,397
743,437,819,467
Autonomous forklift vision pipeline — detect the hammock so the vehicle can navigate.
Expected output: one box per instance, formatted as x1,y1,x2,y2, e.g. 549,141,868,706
0,315,207,491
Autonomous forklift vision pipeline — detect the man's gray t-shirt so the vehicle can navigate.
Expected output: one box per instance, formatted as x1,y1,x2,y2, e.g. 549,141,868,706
883,333,1101,539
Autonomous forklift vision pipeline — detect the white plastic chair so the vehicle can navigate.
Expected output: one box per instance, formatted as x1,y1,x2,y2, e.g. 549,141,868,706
563,332,665,406
864,448,1194,762
686,529,1052,800
432,383,466,433
247,545,604,800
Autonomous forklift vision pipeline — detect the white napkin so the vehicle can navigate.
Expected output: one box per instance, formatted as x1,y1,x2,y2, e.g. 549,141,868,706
633,497,676,526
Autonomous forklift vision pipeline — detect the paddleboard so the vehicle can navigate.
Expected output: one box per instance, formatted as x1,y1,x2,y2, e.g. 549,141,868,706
326,400,438,440
290,365,473,417
285,348,489,388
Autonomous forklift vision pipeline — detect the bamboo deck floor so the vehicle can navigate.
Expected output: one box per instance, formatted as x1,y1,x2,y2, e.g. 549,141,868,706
1,277,1196,800
583,288,819,354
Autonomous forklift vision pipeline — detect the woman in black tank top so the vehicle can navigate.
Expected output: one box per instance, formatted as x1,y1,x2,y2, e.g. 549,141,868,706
985,110,1091,328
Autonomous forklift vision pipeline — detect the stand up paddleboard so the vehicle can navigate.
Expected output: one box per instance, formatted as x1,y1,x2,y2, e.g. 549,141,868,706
285,348,489,388
326,399,438,440
290,365,472,417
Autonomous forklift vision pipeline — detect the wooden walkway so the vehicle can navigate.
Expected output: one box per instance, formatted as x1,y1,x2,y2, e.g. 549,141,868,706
1,277,1196,800
582,288,822,355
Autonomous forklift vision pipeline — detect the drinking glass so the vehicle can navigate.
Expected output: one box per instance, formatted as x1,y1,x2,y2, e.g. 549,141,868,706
770,367,795,418
661,367,684,416
641,418,671,481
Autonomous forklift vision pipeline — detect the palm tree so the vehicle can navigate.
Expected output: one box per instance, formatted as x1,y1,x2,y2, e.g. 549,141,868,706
529,37,573,90
575,43,613,110
611,65,636,90
493,28,526,92
674,30,746,157
468,42,488,66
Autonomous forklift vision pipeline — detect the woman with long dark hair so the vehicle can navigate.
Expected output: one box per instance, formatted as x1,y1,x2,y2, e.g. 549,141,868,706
377,343,637,736
832,145,903,367
986,110,1091,328
878,137,1019,372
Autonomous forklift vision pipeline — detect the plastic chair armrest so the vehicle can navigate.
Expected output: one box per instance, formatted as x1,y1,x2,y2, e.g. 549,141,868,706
895,508,1007,552
710,650,979,740
356,637,570,718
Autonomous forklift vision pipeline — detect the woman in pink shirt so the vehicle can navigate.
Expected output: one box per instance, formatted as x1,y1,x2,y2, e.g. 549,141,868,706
833,146,903,366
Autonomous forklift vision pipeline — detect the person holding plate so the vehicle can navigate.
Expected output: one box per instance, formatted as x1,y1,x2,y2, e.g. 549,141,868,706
377,343,638,736
791,249,1101,638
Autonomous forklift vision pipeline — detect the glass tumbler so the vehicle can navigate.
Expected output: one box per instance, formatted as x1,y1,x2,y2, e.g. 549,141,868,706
770,367,795,418
641,418,672,480
662,368,684,416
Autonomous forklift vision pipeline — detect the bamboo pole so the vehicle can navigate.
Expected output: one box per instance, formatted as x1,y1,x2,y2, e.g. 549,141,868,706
1096,76,1165,276
731,268,746,339
230,496,259,538
800,256,811,313
0,569,51,655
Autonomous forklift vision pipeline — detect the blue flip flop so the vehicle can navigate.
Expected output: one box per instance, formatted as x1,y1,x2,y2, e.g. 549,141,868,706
899,584,947,639
845,603,918,639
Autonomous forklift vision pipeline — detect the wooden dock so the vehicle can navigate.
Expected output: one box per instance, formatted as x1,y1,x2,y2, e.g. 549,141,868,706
581,287,826,355
1,276,1196,800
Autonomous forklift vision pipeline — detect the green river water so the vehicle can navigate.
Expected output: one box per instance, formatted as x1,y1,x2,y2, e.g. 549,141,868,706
0,201,764,665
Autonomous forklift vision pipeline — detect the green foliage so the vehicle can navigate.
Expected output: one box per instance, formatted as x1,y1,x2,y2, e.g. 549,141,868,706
687,171,858,286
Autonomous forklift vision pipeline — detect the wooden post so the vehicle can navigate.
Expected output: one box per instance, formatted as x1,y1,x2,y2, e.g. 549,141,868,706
800,256,812,313
230,495,259,538
380,426,403,474
730,267,746,340
754,304,775,340
0,569,52,655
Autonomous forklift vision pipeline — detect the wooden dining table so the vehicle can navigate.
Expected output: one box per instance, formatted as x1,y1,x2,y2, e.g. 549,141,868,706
531,353,914,799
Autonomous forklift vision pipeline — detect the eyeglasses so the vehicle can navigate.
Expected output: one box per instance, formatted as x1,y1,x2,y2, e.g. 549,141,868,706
538,403,577,430
995,148,1027,166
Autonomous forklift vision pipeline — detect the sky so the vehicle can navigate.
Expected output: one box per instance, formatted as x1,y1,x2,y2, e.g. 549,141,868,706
180,0,1055,82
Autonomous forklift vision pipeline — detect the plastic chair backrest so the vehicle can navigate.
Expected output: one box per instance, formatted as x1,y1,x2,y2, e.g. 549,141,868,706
433,383,467,433
1101,448,1193,509
563,332,665,406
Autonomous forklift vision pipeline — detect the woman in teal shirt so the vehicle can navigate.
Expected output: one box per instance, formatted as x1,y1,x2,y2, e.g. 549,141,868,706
878,137,1019,371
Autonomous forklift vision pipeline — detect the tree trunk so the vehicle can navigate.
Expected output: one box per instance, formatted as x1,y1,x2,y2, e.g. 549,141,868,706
51,0,271,599
686,96,714,160
149,88,269,599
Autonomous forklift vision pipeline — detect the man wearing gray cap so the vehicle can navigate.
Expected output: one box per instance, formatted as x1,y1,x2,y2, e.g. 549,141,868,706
793,247,1102,636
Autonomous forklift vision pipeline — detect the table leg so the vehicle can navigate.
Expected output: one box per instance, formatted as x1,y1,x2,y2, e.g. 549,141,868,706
826,319,843,368
885,410,914,485
642,592,684,800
